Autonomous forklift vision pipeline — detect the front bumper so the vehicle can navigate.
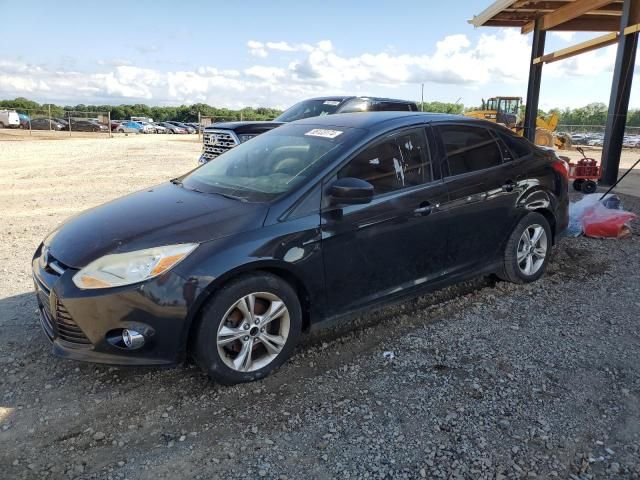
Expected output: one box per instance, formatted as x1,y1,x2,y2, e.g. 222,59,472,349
32,246,200,366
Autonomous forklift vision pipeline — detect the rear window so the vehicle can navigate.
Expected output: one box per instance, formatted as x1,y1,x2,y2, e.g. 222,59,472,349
439,125,503,176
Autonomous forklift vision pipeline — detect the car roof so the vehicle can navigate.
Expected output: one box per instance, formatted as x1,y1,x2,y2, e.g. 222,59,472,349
290,111,463,129
305,95,416,104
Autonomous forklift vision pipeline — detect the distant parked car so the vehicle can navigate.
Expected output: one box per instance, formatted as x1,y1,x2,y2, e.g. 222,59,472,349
69,119,109,132
53,118,70,130
136,121,157,134
30,118,66,131
158,122,187,134
18,113,31,129
116,121,144,134
166,121,196,134
151,123,168,134
0,109,20,128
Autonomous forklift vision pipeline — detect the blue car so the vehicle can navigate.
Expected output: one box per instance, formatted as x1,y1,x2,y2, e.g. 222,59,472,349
116,121,144,134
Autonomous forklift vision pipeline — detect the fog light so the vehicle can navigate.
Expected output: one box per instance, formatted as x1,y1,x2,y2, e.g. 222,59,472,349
122,329,145,349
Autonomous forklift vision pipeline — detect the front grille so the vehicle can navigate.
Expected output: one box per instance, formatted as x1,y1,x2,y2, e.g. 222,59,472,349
36,282,55,340
202,130,238,158
56,300,91,346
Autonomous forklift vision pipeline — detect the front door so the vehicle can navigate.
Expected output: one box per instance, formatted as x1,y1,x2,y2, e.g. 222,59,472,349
321,127,449,316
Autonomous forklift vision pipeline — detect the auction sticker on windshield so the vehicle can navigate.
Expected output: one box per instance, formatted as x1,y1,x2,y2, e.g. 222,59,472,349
305,129,343,139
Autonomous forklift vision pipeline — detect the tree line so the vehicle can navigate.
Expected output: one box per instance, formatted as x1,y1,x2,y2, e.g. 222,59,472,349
3,97,639,126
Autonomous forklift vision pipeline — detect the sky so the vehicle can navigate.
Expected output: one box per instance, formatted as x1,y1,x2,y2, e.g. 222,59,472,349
0,0,631,110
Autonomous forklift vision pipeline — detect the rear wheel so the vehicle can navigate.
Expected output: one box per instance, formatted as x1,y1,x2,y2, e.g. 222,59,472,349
573,179,585,191
194,273,302,384
499,212,552,284
582,180,597,194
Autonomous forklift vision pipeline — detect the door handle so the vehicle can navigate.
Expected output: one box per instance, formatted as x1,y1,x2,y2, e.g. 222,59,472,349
414,202,433,216
502,180,516,192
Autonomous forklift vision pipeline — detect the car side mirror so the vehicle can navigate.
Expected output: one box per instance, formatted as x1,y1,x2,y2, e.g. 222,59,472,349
329,177,374,205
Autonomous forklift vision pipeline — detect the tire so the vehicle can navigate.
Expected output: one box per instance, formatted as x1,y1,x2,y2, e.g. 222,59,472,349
498,212,552,284
117,129,124,133
573,179,585,191
194,273,302,385
534,128,554,147
168,130,174,134
0,122,5,128
582,180,597,194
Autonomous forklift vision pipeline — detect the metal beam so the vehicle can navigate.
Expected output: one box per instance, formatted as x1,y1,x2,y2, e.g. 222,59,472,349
522,0,614,33
523,19,546,142
601,0,640,185
533,32,619,64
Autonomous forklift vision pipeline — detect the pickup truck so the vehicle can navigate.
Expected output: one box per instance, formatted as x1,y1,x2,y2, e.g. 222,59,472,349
199,96,418,164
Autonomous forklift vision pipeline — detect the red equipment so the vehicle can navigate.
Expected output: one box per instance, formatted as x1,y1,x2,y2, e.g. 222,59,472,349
568,147,602,194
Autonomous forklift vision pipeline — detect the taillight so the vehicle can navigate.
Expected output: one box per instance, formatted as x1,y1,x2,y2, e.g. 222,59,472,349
552,158,569,181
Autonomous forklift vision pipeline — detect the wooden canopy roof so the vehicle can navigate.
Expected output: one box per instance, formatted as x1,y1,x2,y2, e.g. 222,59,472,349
469,0,625,33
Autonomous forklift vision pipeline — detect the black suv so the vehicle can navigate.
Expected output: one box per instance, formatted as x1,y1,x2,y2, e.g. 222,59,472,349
33,112,569,384
198,96,418,164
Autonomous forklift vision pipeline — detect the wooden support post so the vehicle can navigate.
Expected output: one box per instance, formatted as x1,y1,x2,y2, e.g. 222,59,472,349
601,0,639,185
524,18,546,142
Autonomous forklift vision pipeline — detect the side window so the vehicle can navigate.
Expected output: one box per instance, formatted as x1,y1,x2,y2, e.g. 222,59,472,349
338,129,430,195
371,101,413,112
396,130,432,183
339,99,369,113
439,125,503,176
498,132,532,160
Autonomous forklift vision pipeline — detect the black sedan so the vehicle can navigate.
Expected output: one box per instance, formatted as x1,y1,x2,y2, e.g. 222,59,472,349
30,118,66,131
32,112,569,384
69,119,109,132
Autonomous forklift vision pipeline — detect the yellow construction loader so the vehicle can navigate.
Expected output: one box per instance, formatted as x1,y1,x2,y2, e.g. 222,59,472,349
464,96,571,149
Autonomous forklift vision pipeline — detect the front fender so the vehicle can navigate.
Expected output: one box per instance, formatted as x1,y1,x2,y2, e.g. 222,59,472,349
173,215,325,351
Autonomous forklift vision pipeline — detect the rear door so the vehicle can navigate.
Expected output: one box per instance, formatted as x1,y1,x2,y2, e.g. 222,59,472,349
321,127,449,315
435,123,519,273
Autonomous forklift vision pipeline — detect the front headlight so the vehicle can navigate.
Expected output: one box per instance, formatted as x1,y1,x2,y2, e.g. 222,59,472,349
238,134,257,143
72,243,198,290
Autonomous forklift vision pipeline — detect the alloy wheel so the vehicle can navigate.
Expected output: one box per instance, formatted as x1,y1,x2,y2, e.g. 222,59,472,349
216,292,290,372
516,224,548,276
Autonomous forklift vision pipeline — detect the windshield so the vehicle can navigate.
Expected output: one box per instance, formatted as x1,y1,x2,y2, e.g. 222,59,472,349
182,123,362,202
274,99,345,122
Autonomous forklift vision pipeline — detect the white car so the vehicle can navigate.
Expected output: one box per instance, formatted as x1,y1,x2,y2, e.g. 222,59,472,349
0,109,20,128
136,121,158,134
151,123,168,134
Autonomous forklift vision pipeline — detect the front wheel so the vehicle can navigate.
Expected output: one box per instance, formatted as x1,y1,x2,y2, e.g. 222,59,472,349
498,212,552,284
573,179,585,191
194,273,302,384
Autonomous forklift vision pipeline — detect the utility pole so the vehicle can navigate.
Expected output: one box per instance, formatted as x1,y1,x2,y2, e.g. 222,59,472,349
421,83,424,111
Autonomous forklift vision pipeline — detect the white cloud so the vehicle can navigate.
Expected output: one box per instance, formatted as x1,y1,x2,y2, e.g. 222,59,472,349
247,40,268,58
0,30,623,108
551,31,576,42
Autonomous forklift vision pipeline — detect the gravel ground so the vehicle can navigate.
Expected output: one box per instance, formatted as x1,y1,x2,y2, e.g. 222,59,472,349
1,133,639,480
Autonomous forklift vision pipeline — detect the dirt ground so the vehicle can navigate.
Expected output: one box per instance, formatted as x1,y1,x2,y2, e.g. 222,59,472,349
1,131,639,480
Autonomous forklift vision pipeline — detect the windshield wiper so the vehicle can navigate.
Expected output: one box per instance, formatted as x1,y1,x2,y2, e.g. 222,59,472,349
214,191,247,202
170,178,183,186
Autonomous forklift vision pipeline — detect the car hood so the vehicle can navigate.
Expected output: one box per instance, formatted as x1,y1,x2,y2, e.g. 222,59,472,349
204,121,284,135
46,182,269,268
